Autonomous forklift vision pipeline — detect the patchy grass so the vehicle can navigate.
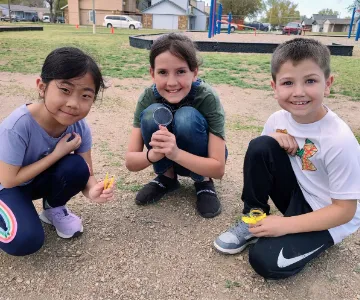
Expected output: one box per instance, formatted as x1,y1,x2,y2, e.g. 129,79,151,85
0,25,359,99
225,280,241,289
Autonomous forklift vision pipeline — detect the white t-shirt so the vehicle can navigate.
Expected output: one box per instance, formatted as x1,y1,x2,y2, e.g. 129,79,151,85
262,108,360,244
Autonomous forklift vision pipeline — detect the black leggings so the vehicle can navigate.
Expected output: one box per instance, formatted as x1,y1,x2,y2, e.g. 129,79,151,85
242,136,334,279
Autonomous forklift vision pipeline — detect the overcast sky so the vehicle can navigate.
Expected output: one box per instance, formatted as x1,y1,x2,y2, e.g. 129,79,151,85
203,0,357,18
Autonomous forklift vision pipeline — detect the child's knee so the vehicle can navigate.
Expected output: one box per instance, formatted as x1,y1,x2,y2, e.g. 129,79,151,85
173,107,207,137
2,229,45,256
247,135,279,157
249,244,292,280
57,155,90,188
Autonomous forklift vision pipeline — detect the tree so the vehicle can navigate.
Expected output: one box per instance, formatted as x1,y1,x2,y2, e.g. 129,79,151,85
263,0,300,27
219,0,264,18
318,8,339,16
45,0,55,22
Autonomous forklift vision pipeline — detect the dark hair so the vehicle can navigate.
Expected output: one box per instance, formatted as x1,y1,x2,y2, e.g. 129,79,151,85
271,38,331,81
149,33,201,71
41,47,105,99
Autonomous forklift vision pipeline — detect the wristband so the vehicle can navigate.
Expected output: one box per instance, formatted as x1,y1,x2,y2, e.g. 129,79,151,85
147,148,155,164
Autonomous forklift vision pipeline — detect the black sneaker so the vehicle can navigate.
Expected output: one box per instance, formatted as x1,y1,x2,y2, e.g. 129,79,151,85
194,179,221,218
135,175,180,205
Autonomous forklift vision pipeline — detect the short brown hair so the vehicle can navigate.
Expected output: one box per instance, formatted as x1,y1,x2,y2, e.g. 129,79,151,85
271,38,331,81
149,33,202,72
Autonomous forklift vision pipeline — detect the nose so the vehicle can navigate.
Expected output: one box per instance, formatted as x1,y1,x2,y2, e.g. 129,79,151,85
293,83,305,97
167,73,177,87
66,95,80,109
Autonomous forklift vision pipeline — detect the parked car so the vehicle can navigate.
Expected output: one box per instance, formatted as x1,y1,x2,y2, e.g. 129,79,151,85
102,15,142,29
282,22,303,35
56,16,65,23
219,20,238,32
243,21,269,31
42,16,50,23
0,15,20,22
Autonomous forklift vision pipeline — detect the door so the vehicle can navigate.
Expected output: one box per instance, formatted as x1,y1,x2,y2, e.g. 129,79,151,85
153,15,178,30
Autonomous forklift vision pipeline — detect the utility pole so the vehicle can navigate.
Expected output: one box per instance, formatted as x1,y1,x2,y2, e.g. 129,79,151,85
92,0,96,34
8,0,11,23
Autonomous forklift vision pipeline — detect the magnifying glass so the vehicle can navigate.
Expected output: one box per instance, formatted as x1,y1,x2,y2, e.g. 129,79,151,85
153,106,173,127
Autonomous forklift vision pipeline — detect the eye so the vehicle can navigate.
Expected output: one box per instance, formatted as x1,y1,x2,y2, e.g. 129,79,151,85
177,69,186,75
282,81,293,86
60,87,70,94
83,94,94,100
158,70,167,75
306,79,316,84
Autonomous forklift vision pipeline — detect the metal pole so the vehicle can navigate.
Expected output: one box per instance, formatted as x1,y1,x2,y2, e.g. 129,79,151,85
216,3,222,34
208,0,213,38
8,0,11,23
348,7,356,38
92,0,96,34
227,13,232,34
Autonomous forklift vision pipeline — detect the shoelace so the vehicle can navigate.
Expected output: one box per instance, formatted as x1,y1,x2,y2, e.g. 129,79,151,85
51,207,76,222
228,220,251,238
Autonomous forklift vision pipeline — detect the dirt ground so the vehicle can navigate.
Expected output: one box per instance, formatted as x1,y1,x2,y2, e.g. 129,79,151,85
0,72,359,300
143,32,360,57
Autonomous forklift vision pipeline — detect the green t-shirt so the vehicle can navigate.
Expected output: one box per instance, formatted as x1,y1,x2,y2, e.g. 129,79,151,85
133,80,225,139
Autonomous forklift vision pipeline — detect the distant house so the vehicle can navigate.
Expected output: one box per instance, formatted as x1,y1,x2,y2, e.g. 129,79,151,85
323,18,352,33
0,4,49,21
142,0,207,30
65,0,137,26
301,17,313,31
311,14,338,32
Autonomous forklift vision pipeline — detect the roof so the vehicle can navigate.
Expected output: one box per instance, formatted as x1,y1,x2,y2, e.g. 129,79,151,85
312,19,326,25
325,18,352,25
0,4,49,13
302,18,313,25
142,0,186,13
192,5,208,16
312,14,337,20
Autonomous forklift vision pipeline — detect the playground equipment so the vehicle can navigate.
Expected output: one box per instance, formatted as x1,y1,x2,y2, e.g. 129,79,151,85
348,4,360,41
207,0,256,38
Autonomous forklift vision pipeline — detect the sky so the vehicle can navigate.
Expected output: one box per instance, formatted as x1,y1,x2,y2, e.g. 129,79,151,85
203,0,357,18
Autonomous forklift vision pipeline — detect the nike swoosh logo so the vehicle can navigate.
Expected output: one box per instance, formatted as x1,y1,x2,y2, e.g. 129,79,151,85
277,245,324,268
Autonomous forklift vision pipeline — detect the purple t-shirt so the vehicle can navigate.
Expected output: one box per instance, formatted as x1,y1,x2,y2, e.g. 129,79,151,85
0,104,92,190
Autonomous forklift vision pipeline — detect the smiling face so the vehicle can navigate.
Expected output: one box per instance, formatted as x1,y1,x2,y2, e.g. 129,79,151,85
271,59,334,124
37,72,96,126
150,51,198,104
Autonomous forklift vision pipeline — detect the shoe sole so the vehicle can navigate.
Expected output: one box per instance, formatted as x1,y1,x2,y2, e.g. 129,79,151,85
135,182,181,205
213,238,258,255
199,205,222,218
39,213,84,239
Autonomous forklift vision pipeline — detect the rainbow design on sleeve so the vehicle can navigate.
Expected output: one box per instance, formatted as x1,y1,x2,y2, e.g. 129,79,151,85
0,200,17,243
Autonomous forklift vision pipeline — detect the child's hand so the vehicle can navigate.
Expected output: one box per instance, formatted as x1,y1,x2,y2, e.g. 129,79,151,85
88,180,115,204
269,132,298,156
150,126,180,161
248,215,289,237
53,132,82,158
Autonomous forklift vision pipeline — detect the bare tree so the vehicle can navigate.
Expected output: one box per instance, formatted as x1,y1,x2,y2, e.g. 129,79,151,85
45,0,55,22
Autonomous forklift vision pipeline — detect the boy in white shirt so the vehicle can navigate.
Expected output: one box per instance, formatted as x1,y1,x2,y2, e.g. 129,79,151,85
214,38,360,279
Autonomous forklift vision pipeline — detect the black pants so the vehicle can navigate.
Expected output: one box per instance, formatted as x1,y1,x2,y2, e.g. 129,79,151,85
242,136,334,279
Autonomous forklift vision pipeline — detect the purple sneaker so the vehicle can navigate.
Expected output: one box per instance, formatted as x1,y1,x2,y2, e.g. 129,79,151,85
39,206,83,239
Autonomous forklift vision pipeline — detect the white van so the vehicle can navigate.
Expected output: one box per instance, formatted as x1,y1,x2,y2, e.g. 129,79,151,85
102,15,142,29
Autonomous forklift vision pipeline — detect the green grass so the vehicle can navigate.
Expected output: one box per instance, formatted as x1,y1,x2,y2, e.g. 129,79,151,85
0,24,359,99
355,135,360,144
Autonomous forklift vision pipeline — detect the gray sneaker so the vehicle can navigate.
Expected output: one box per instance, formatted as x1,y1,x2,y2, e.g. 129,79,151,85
213,220,258,254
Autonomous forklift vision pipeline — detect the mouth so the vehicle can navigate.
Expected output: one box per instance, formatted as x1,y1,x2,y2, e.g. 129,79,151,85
60,110,78,117
291,101,310,106
165,89,181,94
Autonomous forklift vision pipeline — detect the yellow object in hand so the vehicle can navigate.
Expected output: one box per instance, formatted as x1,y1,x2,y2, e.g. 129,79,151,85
104,173,109,189
241,209,267,225
107,177,115,189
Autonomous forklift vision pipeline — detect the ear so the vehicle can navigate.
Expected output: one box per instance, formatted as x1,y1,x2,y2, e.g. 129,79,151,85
150,67,155,82
192,68,199,81
271,80,278,99
36,78,46,98
324,75,334,97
